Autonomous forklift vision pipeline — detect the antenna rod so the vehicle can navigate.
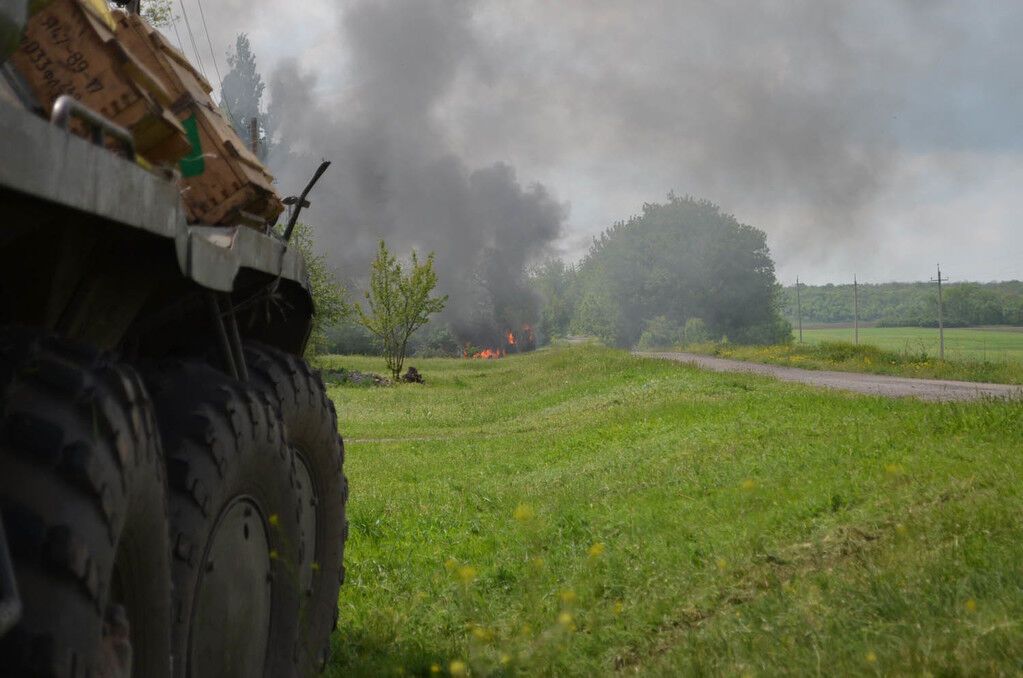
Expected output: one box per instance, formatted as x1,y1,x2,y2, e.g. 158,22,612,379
283,160,331,242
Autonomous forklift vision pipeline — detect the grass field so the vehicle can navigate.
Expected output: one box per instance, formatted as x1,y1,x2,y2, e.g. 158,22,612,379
320,347,1023,676
799,326,1023,364
688,327,1023,385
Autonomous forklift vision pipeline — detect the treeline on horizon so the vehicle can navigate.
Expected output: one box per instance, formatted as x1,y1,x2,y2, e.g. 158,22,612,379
782,281,1023,328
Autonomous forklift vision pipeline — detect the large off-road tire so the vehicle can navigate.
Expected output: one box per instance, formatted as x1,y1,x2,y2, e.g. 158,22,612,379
244,343,347,675
0,326,173,678
146,362,303,678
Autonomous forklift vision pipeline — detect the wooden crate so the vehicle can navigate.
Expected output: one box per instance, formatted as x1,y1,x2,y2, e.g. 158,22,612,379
8,0,189,165
113,12,283,228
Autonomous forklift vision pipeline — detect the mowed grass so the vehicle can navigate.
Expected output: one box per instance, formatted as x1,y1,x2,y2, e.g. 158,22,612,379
320,347,1023,676
801,326,1023,364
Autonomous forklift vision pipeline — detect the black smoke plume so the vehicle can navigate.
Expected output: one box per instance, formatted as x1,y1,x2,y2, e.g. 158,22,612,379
266,0,565,347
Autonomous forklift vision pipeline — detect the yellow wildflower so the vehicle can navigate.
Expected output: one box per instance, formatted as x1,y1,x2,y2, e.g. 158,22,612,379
965,599,977,613
499,653,511,665
470,626,492,642
588,542,606,558
559,589,577,605
268,513,280,527
613,600,624,615
430,664,440,675
716,558,728,571
558,611,574,629
513,503,535,522
865,651,877,664
449,660,467,677
457,566,477,584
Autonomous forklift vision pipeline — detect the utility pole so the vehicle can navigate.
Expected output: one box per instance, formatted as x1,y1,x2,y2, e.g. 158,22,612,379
249,117,260,157
853,275,859,345
796,276,803,344
931,264,946,361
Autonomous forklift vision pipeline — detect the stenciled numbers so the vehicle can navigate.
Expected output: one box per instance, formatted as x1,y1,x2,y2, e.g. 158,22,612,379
18,12,106,102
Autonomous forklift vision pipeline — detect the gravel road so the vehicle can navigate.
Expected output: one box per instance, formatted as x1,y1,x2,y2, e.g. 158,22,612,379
637,352,1023,402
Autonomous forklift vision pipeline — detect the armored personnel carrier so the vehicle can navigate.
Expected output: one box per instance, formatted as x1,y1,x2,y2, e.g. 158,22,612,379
0,2,347,676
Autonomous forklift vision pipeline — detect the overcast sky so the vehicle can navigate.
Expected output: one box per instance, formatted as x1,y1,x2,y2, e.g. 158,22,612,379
174,0,1022,285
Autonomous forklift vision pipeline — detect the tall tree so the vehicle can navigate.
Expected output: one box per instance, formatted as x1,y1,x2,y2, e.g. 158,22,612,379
356,241,447,380
220,33,273,159
571,194,790,346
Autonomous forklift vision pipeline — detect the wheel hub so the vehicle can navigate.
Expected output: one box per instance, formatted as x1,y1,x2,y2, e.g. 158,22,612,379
188,498,272,678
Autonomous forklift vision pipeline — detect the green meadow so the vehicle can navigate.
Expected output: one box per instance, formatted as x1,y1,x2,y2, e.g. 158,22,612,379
800,326,1023,364
687,327,1023,385
321,346,1023,676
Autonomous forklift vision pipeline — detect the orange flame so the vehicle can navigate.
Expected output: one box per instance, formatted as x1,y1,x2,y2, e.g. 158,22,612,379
506,330,516,346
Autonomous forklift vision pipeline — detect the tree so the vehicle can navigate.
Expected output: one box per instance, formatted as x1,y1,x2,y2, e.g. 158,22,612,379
356,241,447,380
220,34,273,159
571,194,790,346
139,0,175,28
287,223,349,356
529,258,577,343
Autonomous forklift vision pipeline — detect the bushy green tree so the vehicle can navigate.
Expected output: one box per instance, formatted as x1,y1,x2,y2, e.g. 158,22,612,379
529,258,577,342
683,317,710,344
356,241,447,380
572,194,790,347
637,315,682,349
287,223,349,356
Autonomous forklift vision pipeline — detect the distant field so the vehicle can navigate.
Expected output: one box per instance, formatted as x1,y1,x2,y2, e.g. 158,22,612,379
798,326,1023,364
321,347,1023,676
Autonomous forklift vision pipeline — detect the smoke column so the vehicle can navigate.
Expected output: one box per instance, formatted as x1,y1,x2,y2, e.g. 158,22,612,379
267,0,566,344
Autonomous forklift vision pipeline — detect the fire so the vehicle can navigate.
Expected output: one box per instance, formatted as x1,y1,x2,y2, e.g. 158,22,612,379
462,324,536,359
463,344,505,359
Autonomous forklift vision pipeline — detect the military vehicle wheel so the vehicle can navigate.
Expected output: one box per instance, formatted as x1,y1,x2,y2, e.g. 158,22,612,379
147,362,303,678
244,343,348,674
0,327,172,678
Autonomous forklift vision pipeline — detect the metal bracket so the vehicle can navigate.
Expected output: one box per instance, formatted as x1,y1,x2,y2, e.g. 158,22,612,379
0,515,23,638
207,293,249,382
51,95,135,160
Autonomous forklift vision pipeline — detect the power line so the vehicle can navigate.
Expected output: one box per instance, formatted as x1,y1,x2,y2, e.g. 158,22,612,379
169,15,185,54
176,0,209,82
194,0,225,94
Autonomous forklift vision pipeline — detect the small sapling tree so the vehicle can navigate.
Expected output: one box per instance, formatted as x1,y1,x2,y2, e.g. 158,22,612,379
356,241,447,380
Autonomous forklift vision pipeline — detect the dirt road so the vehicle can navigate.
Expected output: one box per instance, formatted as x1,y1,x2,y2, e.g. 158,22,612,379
637,351,1023,401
